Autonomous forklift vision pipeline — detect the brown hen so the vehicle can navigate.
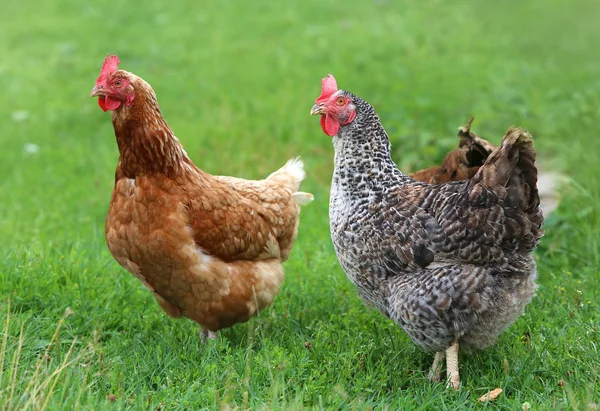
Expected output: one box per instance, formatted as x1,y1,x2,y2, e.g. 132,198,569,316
90,55,312,342
409,118,495,184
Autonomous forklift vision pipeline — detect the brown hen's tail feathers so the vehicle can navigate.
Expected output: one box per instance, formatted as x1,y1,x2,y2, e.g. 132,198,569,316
268,158,314,205
456,117,496,156
267,157,306,183
292,192,314,205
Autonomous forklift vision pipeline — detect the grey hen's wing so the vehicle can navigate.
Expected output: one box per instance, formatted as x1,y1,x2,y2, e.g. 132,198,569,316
368,128,543,277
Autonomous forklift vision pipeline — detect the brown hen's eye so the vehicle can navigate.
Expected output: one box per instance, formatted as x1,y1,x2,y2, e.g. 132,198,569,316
114,79,122,87
336,97,345,106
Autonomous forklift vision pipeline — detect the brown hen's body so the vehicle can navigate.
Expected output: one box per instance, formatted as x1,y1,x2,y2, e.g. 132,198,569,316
94,61,312,339
409,118,496,184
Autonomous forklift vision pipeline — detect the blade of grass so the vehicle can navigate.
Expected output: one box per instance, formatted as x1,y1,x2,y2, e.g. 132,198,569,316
0,300,11,397
40,338,78,411
7,324,24,411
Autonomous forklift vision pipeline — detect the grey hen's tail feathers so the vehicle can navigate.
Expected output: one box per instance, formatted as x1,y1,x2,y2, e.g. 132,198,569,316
468,127,544,252
475,127,540,214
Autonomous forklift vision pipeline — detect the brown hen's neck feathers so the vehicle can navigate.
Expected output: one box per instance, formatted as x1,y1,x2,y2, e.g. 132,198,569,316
112,75,193,178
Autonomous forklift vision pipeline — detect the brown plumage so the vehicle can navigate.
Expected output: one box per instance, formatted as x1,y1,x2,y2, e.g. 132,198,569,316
91,55,312,341
409,118,496,184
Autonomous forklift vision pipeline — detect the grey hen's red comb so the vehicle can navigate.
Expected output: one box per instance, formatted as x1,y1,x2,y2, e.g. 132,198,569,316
316,74,338,103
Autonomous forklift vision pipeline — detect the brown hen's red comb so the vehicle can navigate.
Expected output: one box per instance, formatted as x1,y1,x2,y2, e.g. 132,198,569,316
95,55,120,87
316,74,338,103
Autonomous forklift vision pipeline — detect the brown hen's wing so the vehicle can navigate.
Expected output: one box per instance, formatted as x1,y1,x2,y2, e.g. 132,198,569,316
410,118,496,184
202,158,310,261
185,181,284,262
186,160,309,263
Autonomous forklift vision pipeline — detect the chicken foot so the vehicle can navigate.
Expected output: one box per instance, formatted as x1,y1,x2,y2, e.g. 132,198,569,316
199,328,218,344
445,341,460,390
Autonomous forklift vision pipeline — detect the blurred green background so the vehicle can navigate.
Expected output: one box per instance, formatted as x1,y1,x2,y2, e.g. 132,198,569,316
0,0,598,409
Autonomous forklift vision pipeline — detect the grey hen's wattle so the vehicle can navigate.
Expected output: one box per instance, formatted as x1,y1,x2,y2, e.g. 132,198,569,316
329,91,544,352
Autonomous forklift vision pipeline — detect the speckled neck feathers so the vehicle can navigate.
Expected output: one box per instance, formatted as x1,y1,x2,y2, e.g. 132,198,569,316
112,75,192,178
331,93,411,203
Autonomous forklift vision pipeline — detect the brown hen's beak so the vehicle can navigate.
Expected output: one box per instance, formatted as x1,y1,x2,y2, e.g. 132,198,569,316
310,103,325,116
89,85,105,97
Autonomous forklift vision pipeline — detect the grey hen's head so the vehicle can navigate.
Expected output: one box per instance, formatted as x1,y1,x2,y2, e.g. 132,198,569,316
310,74,382,140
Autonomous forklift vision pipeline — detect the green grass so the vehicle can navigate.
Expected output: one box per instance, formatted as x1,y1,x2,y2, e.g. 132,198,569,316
1,0,599,408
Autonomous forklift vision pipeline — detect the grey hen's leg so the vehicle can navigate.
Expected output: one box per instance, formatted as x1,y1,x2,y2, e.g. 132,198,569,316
428,351,445,381
446,341,460,390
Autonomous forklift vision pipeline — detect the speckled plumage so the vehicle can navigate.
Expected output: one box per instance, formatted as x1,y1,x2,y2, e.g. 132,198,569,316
321,89,543,387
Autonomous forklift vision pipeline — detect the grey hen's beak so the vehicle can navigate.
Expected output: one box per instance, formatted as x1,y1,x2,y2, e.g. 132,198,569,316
310,103,325,116
89,85,105,97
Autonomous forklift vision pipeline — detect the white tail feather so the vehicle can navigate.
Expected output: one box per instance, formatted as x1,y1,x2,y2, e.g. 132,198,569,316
267,157,306,182
292,192,314,205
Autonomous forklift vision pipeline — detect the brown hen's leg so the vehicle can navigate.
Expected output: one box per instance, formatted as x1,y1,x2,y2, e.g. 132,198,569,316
199,328,218,344
445,341,460,390
428,351,446,381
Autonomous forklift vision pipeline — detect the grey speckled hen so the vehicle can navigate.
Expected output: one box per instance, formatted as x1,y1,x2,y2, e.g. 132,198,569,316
310,75,544,389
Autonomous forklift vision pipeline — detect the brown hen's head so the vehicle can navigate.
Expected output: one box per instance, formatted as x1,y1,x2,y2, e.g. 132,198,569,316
90,55,135,112
310,74,357,137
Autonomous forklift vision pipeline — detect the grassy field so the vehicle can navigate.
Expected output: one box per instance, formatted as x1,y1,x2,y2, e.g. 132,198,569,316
1,0,599,408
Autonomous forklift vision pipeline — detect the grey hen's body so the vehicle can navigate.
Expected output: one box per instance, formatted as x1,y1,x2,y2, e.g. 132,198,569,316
329,92,544,352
